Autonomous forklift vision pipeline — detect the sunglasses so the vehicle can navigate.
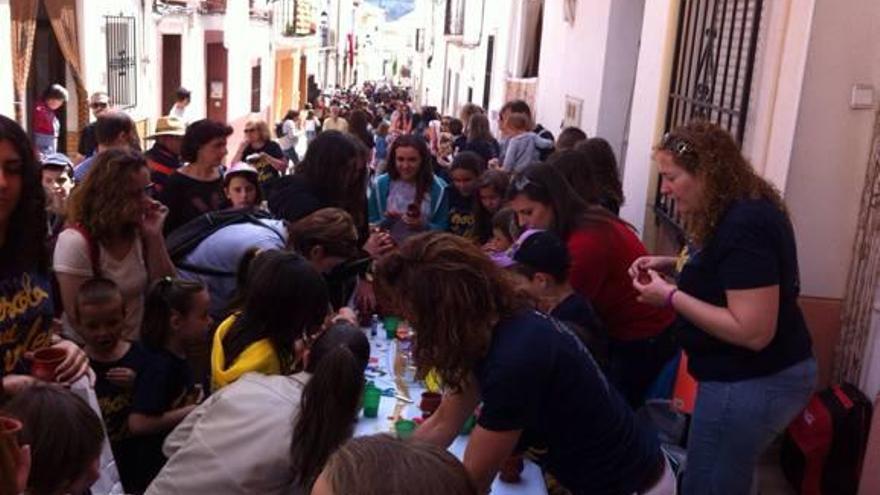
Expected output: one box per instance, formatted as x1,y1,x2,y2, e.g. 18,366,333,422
659,133,697,159
244,128,256,133
511,174,538,193
90,103,108,109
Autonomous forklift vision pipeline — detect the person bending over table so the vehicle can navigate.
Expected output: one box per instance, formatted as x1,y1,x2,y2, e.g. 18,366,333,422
374,232,674,495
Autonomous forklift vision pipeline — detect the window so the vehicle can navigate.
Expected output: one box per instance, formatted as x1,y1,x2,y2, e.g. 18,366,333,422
445,0,465,35
105,15,137,108
655,0,765,239
251,62,261,113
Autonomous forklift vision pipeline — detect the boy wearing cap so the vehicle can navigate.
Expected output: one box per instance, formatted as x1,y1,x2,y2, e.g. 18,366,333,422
40,152,74,244
507,229,608,365
223,162,262,210
144,116,186,193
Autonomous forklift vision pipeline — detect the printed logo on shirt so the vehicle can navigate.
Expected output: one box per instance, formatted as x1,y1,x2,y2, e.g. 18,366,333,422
0,273,53,373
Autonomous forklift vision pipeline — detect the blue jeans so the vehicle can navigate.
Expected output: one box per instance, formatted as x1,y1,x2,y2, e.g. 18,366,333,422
682,357,817,495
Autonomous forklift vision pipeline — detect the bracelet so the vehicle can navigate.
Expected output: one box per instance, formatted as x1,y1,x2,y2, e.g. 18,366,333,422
665,288,679,309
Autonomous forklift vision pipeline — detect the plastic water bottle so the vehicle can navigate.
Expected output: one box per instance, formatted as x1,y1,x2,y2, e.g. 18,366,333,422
370,314,380,337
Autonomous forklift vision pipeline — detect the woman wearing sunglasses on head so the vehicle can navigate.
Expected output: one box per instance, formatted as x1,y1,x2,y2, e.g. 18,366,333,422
231,119,287,184
55,148,176,341
507,163,677,409
631,121,816,495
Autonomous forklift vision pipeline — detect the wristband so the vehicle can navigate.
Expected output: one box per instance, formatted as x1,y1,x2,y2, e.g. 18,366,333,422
665,288,679,309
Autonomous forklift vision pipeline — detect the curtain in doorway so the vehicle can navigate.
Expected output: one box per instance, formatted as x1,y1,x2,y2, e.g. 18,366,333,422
520,0,543,78
43,0,89,131
836,109,880,385
10,0,39,125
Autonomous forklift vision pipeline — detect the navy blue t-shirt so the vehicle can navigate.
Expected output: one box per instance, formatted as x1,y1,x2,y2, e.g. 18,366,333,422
130,348,198,490
474,310,660,494
676,199,813,381
91,341,150,492
551,292,608,367
447,188,477,241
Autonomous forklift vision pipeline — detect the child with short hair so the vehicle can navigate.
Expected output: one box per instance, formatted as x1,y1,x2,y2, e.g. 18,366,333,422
474,170,510,244
447,151,486,241
448,117,466,152
502,112,554,173
485,207,521,254
129,277,212,491
223,162,263,210
506,230,607,365
2,385,105,495
76,277,150,493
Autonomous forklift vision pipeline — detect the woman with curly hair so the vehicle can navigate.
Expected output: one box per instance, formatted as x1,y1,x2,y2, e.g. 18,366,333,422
0,116,89,396
631,121,816,495
374,232,671,495
55,148,175,340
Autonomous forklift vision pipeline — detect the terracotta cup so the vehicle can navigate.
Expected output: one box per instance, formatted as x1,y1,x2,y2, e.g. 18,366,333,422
30,347,66,382
419,391,442,418
0,416,23,495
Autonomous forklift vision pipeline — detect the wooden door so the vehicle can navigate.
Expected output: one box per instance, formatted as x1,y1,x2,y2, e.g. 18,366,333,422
161,34,182,116
206,42,228,122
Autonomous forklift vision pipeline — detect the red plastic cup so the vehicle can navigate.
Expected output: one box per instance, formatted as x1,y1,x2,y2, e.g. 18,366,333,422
419,391,442,418
30,347,66,382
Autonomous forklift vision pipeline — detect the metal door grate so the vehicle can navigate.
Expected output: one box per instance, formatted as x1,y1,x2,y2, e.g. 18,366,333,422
105,15,138,108
655,0,763,236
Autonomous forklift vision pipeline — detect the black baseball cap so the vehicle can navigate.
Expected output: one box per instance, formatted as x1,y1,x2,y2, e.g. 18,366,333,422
511,230,571,281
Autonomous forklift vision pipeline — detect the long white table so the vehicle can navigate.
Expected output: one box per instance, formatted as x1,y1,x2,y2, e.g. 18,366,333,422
354,331,548,495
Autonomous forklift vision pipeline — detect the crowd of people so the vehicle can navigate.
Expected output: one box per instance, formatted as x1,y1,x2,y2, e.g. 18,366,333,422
0,81,816,495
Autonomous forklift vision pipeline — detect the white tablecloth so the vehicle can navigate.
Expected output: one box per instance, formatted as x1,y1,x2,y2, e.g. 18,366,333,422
353,332,548,495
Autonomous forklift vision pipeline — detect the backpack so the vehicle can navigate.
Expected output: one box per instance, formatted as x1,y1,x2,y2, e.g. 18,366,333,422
275,121,286,138
781,383,873,495
165,209,284,277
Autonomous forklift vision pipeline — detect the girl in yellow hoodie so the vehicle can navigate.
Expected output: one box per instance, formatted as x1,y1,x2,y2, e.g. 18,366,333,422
211,250,330,390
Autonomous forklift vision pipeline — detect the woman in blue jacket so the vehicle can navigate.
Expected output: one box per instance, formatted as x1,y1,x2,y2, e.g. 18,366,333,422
368,135,448,244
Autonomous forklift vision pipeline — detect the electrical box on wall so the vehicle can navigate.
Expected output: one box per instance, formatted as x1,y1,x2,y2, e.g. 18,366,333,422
850,84,875,110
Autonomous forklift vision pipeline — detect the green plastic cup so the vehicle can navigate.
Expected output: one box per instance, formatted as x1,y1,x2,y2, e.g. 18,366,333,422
395,419,417,439
460,414,477,435
362,385,381,418
383,316,401,339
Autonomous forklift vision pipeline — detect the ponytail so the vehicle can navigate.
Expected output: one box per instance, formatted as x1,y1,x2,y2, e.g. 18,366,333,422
290,323,369,488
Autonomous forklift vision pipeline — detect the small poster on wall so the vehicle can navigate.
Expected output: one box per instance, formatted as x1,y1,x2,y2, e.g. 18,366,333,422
563,96,583,128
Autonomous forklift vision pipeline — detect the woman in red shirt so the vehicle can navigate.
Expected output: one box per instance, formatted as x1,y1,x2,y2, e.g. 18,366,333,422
507,163,677,407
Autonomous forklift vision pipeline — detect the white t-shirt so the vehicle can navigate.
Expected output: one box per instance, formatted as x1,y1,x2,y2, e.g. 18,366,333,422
53,229,149,340
169,104,189,123
280,119,298,151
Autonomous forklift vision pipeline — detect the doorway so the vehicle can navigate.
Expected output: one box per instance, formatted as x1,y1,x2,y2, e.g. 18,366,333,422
27,3,67,152
206,41,228,122
161,34,182,116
